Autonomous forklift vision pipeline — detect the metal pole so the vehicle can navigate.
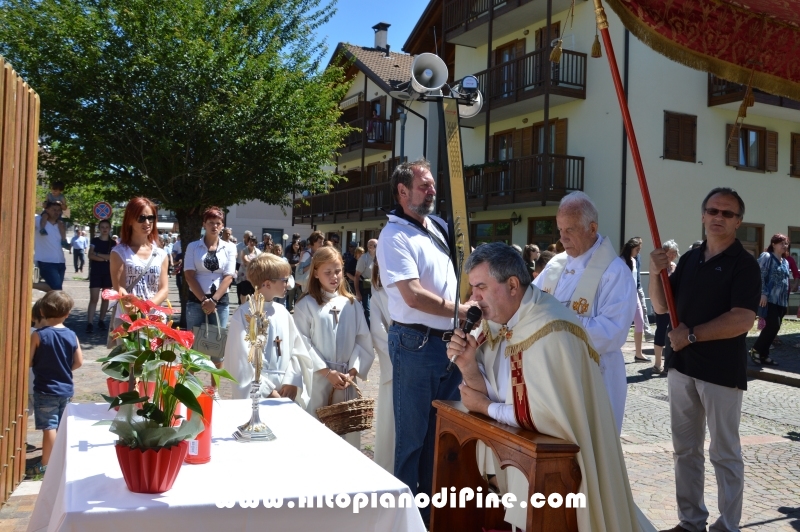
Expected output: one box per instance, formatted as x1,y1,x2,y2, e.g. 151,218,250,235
593,0,678,327
399,110,407,161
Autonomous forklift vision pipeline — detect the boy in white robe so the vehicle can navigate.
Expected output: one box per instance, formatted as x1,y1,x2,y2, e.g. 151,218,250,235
294,246,374,448
369,255,395,473
223,253,317,408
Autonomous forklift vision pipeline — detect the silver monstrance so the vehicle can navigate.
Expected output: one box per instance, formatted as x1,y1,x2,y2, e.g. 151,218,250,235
233,293,276,442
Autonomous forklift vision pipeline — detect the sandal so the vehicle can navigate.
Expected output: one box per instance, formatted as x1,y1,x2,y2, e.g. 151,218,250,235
762,357,779,366
749,348,762,364
25,461,46,477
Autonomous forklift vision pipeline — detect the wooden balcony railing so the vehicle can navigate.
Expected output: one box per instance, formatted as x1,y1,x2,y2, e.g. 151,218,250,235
342,117,394,152
444,0,498,33
474,48,587,108
464,153,584,209
708,73,800,110
293,182,394,223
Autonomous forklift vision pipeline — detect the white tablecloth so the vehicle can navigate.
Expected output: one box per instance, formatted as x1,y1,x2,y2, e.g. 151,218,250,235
28,399,425,532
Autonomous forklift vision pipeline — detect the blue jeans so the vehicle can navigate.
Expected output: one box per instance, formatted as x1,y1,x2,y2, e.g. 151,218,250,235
73,249,85,272
38,261,66,290
34,394,70,430
389,323,461,520
185,301,229,332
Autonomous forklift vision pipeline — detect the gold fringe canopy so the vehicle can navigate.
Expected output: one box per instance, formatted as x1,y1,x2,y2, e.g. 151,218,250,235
602,0,800,101
503,319,601,365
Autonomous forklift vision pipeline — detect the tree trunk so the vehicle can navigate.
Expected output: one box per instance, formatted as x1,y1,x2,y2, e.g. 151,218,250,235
174,208,204,330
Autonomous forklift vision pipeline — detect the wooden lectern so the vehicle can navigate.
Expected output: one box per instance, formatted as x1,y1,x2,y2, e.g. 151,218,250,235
430,401,581,532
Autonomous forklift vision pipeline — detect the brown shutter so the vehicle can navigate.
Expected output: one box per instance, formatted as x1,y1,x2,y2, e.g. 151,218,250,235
766,130,778,172
792,133,800,177
725,124,739,167
512,129,523,160
378,96,387,119
514,39,526,60
534,28,543,50
554,118,568,155
521,126,533,157
487,135,495,162
679,114,697,162
664,112,680,159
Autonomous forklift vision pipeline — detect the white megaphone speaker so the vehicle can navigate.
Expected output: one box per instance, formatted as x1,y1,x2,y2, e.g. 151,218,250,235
410,53,448,95
458,90,483,119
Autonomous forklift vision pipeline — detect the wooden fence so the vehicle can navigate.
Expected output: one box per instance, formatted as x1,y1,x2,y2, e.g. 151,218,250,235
0,56,40,506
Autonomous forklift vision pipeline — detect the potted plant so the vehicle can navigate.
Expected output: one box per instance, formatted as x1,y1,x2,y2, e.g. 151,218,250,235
96,290,234,493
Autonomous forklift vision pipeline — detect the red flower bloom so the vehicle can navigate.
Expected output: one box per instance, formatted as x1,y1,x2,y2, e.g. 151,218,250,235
127,319,195,349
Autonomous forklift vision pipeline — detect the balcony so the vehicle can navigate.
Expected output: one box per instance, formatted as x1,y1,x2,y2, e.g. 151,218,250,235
464,153,584,209
463,48,586,126
708,73,800,121
444,0,581,48
293,182,393,225
341,117,394,155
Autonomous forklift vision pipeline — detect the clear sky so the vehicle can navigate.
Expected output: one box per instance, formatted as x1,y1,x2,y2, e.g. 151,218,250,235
317,0,432,66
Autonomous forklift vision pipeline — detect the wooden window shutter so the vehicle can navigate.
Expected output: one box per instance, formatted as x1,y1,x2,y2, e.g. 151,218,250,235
664,112,680,160
521,126,533,157
679,114,697,162
378,96,387,119
488,135,495,162
792,133,800,177
512,129,523,160
725,124,739,167
514,39,526,60
534,23,560,49
766,130,778,172
532,127,541,154
554,119,568,155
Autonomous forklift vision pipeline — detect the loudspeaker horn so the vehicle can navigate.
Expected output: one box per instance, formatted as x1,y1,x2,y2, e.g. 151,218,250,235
457,90,483,119
410,53,448,95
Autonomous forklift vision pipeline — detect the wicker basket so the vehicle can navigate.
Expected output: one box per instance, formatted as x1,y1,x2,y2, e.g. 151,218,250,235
316,382,374,436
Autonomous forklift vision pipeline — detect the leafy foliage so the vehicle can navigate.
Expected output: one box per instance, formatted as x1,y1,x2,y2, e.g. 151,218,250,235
0,0,350,243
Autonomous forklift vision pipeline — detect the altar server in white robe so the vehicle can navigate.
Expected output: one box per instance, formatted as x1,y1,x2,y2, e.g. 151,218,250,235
224,253,319,408
369,251,395,473
448,243,655,532
533,192,636,435
294,246,375,448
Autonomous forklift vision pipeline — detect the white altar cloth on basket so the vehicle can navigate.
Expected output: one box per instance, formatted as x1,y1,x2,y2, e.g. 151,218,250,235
28,399,424,532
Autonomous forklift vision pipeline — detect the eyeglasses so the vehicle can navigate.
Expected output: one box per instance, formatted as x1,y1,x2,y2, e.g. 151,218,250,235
271,278,290,284
704,208,740,219
137,215,156,223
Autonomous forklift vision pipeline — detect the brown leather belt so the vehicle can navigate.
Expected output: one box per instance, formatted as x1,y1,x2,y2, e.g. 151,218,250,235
394,321,451,340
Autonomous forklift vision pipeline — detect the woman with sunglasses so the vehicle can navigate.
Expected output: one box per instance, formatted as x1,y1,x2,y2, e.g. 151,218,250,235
110,198,170,325
183,207,237,347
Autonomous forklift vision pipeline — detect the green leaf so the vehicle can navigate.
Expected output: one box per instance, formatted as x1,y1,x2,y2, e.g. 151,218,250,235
159,350,177,362
172,382,203,417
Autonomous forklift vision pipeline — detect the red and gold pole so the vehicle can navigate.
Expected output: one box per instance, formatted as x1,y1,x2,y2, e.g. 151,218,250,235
592,0,679,327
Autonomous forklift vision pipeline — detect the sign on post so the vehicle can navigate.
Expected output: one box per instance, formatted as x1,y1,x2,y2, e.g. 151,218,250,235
93,202,112,220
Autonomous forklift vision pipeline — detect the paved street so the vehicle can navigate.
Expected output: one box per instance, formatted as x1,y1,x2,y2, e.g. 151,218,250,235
1,267,800,531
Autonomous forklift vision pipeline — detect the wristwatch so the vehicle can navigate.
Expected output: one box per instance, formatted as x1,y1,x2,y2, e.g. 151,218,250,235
687,327,697,344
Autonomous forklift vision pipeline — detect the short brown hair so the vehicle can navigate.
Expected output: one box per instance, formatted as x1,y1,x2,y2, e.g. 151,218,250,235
32,299,44,322
39,291,74,319
390,158,431,201
307,230,325,246
247,253,291,288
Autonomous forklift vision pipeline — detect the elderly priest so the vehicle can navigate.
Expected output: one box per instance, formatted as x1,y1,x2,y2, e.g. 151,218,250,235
446,243,654,532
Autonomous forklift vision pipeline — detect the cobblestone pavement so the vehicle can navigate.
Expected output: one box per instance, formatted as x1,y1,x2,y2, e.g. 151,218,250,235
2,267,799,530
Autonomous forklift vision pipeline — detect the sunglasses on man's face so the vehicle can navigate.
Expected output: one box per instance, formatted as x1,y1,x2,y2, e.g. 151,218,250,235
138,215,156,223
704,208,740,219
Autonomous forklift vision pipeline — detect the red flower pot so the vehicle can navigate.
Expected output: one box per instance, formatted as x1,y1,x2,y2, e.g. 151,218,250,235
137,380,156,400
106,378,129,411
115,440,189,494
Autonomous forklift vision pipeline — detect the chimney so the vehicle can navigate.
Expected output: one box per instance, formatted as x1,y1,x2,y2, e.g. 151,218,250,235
373,22,390,51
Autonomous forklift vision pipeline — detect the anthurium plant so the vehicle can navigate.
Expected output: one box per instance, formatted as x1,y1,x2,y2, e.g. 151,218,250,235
96,290,234,450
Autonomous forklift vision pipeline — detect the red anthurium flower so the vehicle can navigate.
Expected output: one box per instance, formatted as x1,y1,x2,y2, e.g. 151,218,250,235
127,319,194,349
150,337,164,351
110,324,127,339
123,296,151,315
145,303,174,315
119,313,133,324
102,289,121,301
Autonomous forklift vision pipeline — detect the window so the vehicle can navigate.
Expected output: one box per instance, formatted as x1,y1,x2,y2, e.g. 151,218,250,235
527,217,559,250
490,129,515,162
791,133,800,177
261,228,283,246
663,111,696,162
735,223,764,258
471,221,512,246
726,124,777,172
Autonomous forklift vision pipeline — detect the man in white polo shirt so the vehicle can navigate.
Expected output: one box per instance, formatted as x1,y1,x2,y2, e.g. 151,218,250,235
34,202,67,292
376,159,471,525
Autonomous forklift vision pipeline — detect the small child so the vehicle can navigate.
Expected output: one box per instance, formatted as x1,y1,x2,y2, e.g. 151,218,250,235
39,181,68,248
293,246,374,448
223,253,318,406
26,300,46,454
30,291,83,475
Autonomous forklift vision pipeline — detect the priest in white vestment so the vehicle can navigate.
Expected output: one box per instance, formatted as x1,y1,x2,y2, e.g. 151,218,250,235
224,254,318,407
533,191,636,434
369,253,395,473
447,243,655,532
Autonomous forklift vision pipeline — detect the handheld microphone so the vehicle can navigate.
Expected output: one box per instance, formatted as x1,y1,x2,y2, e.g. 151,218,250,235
447,306,483,372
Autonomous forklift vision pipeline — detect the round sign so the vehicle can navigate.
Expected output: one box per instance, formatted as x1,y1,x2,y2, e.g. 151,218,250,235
93,202,112,220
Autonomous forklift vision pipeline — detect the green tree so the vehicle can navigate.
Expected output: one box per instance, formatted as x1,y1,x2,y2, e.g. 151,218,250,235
0,0,349,244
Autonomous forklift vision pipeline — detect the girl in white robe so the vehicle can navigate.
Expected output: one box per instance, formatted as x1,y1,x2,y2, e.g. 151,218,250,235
294,246,374,448
370,255,395,473
223,254,319,408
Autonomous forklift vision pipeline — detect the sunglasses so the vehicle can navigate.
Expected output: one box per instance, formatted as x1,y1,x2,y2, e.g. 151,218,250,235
137,215,156,223
704,208,740,219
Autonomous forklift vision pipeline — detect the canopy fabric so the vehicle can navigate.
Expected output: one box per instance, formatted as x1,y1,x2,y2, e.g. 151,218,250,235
603,0,800,100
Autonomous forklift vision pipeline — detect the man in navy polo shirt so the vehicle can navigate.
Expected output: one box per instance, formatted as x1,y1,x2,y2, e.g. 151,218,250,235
649,187,760,532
